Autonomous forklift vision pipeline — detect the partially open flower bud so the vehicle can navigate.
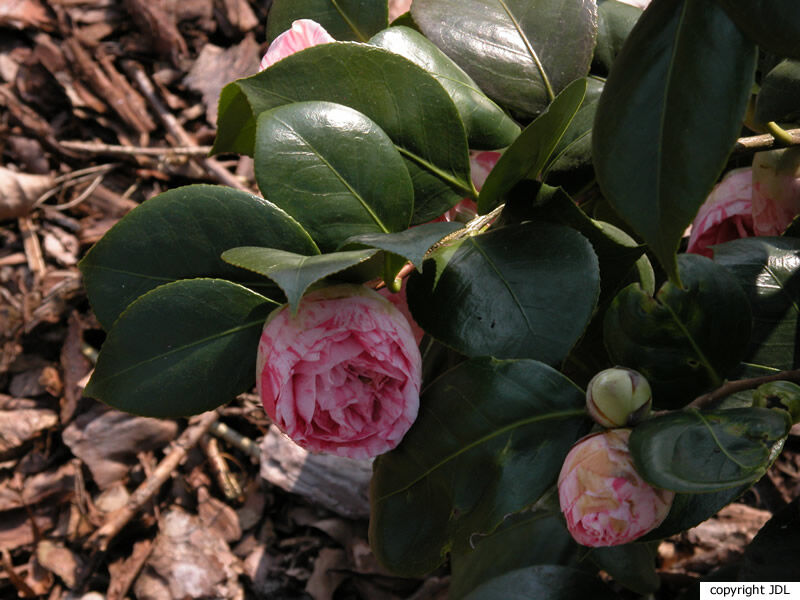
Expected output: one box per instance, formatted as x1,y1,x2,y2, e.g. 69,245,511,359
558,429,674,547
586,367,651,428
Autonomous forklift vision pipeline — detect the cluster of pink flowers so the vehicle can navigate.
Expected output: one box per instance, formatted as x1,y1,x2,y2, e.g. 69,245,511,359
687,149,800,257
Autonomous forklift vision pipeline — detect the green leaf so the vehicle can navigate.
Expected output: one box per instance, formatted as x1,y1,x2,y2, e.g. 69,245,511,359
450,511,577,599
213,43,473,221
369,357,588,576
406,222,600,363
641,486,748,540
85,279,275,418
79,185,318,330
266,0,387,42
221,247,378,313
411,0,598,118
253,101,414,252
715,0,800,60
588,544,659,595
629,407,791,493
342,221,464,270
740,496,800,581
604,253,752,408
713,237,800,372
369,26,520,150
592,0,642,76
543,76,605,180
755,60,800,131
592,0,756,284
462,566,619,600
477,78,586,214
753,381,800,424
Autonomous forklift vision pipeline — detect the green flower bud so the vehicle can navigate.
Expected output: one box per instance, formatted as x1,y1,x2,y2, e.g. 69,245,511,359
586,367,652,428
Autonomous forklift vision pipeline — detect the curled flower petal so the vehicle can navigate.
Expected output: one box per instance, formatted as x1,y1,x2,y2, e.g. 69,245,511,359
687,167,755,258
558,429,674,547
751,148,800,236
257,284,421,459
260,19,335,71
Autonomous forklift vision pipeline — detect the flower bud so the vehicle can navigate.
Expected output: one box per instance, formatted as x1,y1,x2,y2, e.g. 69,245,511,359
586,367,651,428
558,429,674,547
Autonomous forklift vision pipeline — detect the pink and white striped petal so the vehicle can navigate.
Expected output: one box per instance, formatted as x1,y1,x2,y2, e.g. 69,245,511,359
259,19,335,71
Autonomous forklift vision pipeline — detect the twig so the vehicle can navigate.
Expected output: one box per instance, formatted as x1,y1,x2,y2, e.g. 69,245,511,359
208,420,261,461
59,140,213,156
121,60,248,191
87,410,219,552
688,368,800,409
17,216,46,278
0,549,36,598
200,435,244,501
731,128,800,157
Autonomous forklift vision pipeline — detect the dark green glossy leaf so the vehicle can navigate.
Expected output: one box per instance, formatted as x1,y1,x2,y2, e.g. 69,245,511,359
604,254,752,408
411,0,598,118
342,221,463,270
755,60,800,131
221,247,378,313
478,78,586,214
740,496,800,581
544,76,604,180
629,407,791,492
592,0,642,75
589,544,659,595
85,279,275,417
407,222,599,363
266,0,387,42
713,237,800,371
213,43,473,221
369,357,588,576
593,0,756,283
462,566,619,600
715,0,800,60
253,101,413,252
370,26,520,150
450,511,577,599
79,185,317,330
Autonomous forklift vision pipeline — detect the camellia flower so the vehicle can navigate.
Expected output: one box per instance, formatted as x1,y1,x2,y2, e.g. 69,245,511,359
558,429,674,547
259,19,335,71
751,148,800,236
378,278,425,345
686,167,755,258
586,367,651,428
256,284,422,459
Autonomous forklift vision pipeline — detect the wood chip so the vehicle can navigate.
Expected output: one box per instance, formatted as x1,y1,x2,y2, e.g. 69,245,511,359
35,540,84,588
0,403,58,458
260,426,372,520
0,166,54,220
59,311,91,424
123,0,188,66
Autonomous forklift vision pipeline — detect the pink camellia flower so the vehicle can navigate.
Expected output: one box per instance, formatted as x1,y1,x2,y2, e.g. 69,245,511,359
259,19,335,71
558,429,674,547
256,284,422,459
686,167,755,258
751,149,800,236
378,278,425,345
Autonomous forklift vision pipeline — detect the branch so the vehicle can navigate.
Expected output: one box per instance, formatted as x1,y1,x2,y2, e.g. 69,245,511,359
731,127,800,158
688,368,800,409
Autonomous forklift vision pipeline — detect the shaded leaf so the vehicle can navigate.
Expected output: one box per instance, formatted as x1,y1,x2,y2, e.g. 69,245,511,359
641,486,749,540
592,0,756,283
450,511,577,600
79,185,317,330
221,247,378,313
589,544,659,595
715,0,800,60
370,26,520,149
604,254,752,408
342,221,464,270
407,222,599,363
411,0,598,118
85,279,275,418
592,0,642,75
213,43,473,221
629,407,790,493
253,101,413,252
713,237,800,371
740,496,800,581
369,357,588,576
755,60,800,133
266,0,387,42
462,565,618,600
478,78,586,214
